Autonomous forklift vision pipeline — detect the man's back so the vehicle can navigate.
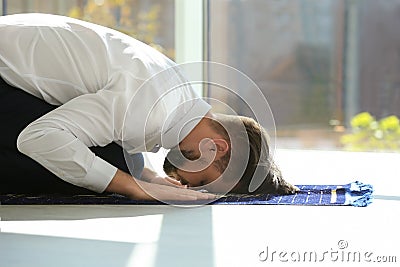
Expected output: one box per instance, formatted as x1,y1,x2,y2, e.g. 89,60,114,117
0,13,172,105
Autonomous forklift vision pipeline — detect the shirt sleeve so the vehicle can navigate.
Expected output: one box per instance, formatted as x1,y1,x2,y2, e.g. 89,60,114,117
16,89,121,193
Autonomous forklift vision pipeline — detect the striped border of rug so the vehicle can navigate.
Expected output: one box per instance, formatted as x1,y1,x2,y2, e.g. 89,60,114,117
0,181,373,207
216,181,373,207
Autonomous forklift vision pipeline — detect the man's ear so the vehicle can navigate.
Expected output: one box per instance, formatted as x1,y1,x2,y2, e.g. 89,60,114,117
212,138,229,156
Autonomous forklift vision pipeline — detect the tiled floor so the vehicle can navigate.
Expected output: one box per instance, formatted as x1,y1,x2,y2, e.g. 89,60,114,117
1,149,399,267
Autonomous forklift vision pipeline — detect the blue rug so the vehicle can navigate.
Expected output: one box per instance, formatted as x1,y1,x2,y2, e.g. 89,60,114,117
0,181,373,207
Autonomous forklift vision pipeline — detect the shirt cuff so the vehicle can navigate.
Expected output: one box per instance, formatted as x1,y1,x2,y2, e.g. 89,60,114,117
84,156,118,193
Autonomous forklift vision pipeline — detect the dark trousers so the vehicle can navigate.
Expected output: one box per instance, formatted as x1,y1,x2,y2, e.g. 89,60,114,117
0,76,135,194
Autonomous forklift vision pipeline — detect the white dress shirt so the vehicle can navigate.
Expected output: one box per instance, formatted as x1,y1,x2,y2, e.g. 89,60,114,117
0,13,211,192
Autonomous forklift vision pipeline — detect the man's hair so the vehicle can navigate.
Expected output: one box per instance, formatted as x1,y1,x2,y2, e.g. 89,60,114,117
208,115,297,195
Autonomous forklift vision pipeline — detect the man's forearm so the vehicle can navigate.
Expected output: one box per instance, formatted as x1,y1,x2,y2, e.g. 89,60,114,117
105,169,146,199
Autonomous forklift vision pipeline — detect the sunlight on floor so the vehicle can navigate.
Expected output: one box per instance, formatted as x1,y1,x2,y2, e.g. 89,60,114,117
0,214,164,243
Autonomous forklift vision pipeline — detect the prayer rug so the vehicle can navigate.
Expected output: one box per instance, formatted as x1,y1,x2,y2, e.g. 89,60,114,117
0,181,373,207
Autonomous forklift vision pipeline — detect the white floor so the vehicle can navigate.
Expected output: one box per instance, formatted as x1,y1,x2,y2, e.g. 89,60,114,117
1,149,399,267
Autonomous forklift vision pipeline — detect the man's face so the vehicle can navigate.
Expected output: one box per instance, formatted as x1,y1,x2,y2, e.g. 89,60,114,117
175,161,220,188
164,144,221,189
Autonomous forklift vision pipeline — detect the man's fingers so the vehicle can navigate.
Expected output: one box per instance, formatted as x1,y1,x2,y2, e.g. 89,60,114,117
177,188,216,200
137,181,217,201
152,176,187,188
164,176,185,187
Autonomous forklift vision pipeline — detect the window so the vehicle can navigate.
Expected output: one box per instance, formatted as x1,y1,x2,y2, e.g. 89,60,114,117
207,0,400,152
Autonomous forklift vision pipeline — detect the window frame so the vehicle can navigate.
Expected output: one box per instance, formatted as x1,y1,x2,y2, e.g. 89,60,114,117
174,0,206,96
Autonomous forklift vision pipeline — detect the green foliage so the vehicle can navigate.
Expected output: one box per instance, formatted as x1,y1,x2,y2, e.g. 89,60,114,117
341,112,400,152
68,1,170,56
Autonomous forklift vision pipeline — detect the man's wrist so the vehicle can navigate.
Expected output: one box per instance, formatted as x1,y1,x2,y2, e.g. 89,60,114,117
105,169,144,199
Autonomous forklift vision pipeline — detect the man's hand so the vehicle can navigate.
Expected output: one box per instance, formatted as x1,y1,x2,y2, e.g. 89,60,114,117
141,167,186,188
135,180,214,201
105,169,215,201
149,176,187,188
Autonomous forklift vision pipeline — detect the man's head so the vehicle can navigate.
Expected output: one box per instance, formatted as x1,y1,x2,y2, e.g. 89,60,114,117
163,113,299,195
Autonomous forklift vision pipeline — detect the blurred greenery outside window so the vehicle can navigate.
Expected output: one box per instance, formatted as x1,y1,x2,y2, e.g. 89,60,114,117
2,0,400,153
